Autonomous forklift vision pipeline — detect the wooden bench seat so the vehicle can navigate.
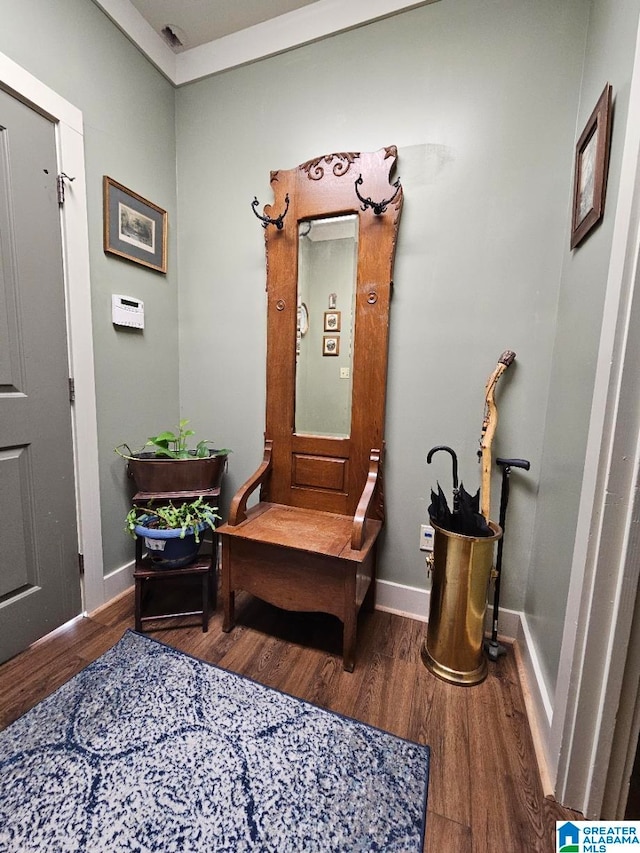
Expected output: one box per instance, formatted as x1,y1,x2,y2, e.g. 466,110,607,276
219,443,384,672
221,503,381,559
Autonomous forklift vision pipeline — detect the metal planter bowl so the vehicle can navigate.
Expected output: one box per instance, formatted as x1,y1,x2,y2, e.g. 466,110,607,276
127,451,228,493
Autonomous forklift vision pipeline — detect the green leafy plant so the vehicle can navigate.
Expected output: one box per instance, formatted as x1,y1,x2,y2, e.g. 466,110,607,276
146,418,209,459
115,419,230,460
125,497,220,542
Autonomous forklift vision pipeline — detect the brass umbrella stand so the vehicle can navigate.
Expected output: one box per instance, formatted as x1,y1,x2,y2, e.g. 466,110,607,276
421,351,515,686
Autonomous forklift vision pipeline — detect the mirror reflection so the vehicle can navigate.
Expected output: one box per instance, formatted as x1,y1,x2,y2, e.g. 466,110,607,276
295,215,358,438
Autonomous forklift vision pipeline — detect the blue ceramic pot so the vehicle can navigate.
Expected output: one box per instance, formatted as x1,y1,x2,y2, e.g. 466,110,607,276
135,516,208,569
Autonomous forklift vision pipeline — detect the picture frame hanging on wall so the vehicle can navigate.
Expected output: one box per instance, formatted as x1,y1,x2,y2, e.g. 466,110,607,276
570,83,613,250
103,176,167,273
323,336,340,356
324,311,341,332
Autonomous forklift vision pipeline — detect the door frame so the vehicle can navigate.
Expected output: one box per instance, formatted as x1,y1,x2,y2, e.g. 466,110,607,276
0,52,104,614
550,15,640,816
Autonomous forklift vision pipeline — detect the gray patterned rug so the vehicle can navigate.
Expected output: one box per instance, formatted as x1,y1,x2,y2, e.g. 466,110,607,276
0,631,429,852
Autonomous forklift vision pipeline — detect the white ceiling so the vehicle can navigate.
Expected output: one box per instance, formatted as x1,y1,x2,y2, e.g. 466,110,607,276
93,0,439,86
128,0,321,52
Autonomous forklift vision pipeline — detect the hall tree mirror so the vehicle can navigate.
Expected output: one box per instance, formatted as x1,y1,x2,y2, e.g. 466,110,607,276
295,214,358,438
218,147,402,671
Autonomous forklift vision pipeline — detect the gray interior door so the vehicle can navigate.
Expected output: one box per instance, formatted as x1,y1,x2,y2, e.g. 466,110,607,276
0,89,81,664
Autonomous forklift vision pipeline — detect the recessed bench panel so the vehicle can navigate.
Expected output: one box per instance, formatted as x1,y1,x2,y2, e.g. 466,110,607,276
292,453,347,492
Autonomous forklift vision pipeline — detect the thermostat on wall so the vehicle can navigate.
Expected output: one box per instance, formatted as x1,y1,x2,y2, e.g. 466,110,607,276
112,294,144,329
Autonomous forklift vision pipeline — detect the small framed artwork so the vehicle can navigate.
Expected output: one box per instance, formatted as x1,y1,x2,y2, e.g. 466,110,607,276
570,83,613,250
103,176,167,273
328,293,337,309
323,335,340,356
324,311,341,332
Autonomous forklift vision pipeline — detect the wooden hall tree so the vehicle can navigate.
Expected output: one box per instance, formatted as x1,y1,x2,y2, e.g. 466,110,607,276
218,147,403,671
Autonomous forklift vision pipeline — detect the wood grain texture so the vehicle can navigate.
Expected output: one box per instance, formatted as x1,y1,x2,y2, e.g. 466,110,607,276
0,588,583,851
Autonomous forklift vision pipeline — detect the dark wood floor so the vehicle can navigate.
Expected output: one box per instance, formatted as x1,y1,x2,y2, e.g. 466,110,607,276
0,580,581,852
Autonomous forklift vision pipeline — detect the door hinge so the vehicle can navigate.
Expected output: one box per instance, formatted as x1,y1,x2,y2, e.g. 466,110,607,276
68,376,75,403
57,172,75,206
78,553,85,576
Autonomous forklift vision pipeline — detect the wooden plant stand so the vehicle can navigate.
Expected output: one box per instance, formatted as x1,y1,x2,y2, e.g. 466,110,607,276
132,488,219,633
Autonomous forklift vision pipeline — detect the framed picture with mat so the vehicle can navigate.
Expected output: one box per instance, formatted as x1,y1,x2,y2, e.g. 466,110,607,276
570,83,613,250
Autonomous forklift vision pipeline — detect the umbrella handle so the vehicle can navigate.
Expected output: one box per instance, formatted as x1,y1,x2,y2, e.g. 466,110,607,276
479,351,516,520
427,445,459,491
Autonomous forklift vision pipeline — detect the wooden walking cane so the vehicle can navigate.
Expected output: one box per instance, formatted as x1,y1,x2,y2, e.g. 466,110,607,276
479,350,516,521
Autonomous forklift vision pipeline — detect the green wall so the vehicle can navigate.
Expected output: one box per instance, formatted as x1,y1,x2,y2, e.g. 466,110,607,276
175,1,588,623
526,0,640,695
0,0,180,576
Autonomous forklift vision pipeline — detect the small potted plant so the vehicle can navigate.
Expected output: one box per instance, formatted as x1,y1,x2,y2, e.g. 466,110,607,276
125,497,220,569
116,419,230,493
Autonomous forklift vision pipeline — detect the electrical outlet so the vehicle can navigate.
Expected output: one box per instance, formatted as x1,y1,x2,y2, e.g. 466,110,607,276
419,524,435,551
340,367,350,379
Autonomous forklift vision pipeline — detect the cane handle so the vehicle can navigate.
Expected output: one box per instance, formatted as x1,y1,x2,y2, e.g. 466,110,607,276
496,457,530,471
480,351,516,520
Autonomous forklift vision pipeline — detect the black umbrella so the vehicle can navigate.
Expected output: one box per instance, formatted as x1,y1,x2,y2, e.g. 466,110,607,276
427,445,493,537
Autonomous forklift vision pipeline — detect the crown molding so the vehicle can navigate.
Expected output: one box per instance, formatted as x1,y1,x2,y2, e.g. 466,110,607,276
93,0,177,80
93,0,439,86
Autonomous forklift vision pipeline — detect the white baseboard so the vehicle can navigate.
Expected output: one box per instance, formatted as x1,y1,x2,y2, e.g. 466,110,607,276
515,612,556,792
102,559,135,604
374,578,520,640
375,579,429,621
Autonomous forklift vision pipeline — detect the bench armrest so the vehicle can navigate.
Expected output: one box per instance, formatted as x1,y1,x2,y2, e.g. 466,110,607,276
227,440,273,525
351,447,384,550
